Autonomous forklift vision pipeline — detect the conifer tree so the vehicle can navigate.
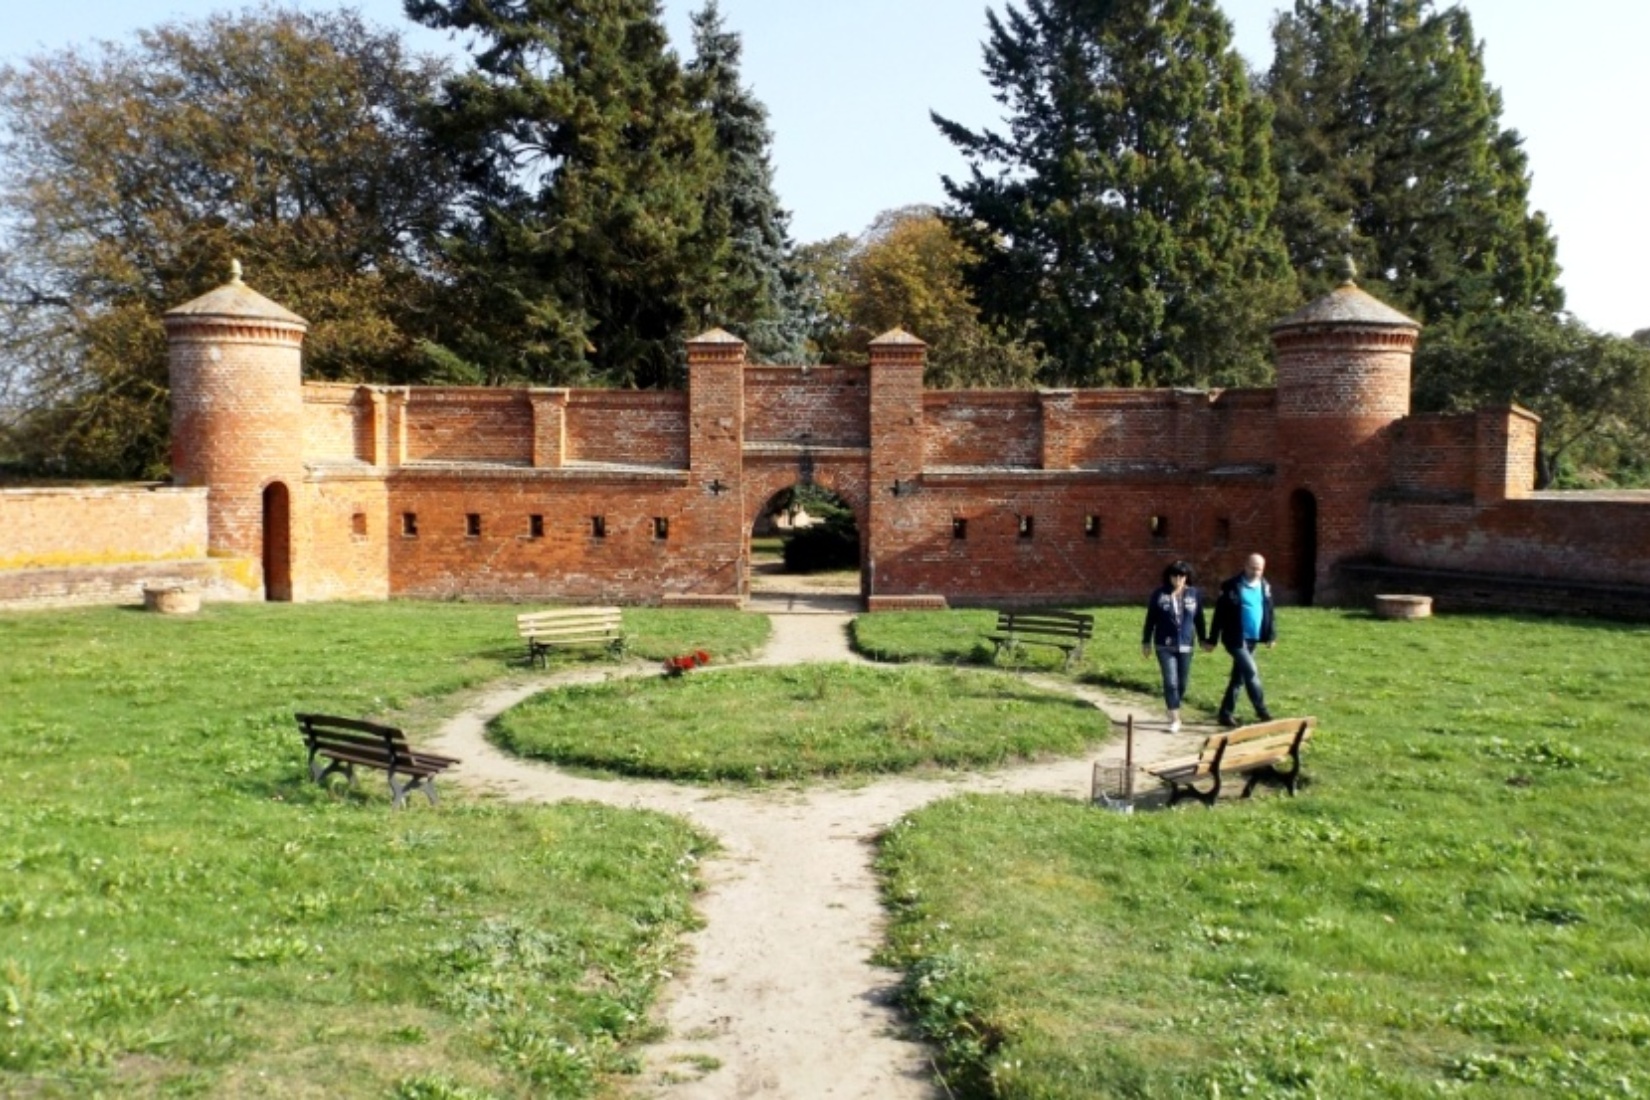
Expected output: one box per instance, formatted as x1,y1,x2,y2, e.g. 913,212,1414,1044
687,1,807,363
1266,0,1562,321
408,0,722,388
934,0,1298,388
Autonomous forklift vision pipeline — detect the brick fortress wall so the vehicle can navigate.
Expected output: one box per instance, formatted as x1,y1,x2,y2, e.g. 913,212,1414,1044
7,273,1650,615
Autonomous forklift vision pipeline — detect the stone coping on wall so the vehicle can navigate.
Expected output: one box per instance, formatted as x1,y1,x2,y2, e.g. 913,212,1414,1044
920,462,1275,483
308,460,689,483
741,443,868,458
1526,489,1650,503
0,482,183,498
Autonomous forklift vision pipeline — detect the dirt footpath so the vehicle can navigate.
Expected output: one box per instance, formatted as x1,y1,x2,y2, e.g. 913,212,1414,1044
430,609,1196,1099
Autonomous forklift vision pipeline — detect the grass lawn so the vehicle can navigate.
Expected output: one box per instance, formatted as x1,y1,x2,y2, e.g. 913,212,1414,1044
0,601,764,1099
869,607,1650,1098
491,664,1108,783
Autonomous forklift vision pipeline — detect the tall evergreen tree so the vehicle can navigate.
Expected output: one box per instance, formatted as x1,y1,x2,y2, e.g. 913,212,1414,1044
1267,0,1562,321
407,0,722,388
934,0,1298,388
687,1,806,363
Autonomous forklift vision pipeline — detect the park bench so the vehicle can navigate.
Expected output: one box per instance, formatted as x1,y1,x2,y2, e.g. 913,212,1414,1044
1144,716,1316,807
986,608,1095,669
293,713,461,809
516,606,626,668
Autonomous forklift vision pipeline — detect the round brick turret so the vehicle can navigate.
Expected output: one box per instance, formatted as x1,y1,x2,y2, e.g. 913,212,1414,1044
165,263,308,573
1271,277,1419,603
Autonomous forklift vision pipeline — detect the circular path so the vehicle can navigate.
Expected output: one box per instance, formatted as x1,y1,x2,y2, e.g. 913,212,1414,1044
428,607,1202,1099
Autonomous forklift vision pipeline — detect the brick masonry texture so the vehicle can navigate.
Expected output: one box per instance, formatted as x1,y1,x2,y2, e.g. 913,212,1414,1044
6,282,1650,615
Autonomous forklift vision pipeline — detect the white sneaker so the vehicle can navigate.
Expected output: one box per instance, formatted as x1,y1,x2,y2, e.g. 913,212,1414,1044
1168,718,1182,734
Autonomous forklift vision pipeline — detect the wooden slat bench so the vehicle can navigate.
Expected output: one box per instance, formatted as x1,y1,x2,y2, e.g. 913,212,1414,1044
516,606,626,668
1145,716,1316,807
294,713,461,809
986,609,1095,669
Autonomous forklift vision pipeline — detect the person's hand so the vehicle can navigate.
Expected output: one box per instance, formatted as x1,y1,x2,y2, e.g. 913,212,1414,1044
1266,641,1276,649
1140,645,1150,659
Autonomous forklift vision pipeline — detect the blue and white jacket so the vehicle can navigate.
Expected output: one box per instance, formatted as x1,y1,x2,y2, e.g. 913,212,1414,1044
1141,585,1209,650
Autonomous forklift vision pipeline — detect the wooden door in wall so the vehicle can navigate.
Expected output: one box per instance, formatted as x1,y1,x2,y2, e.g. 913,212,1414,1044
1290,489,1318,606
262,482,292,602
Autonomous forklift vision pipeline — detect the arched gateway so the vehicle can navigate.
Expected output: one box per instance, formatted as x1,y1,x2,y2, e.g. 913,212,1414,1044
176,269,1602,613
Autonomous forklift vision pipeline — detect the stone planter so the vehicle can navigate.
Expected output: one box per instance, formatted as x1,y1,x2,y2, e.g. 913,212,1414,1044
1374,593,1432,620
143,585,201,615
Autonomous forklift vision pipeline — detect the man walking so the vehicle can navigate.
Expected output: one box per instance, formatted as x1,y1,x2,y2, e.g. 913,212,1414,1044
1206,553,1276,728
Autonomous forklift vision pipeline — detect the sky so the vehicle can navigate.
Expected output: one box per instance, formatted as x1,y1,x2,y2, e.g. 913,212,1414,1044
3,1,1645,336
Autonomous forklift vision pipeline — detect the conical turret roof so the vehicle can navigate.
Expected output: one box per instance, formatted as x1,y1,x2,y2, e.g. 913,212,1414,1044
164,261,308,329
1272,280,1418,334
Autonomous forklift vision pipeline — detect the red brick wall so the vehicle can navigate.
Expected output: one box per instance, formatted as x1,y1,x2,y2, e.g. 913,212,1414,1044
298,476,390,601
923,391,1043,468
871,475,1274,605
384,470,745,602
1375,494,1650,588
0,486,208,568
302,384,374,463
403,388,534,465
1389,413,1477,498
566,391,688,467
0,486,260,608
744,365,869,447
1475,406,1540,503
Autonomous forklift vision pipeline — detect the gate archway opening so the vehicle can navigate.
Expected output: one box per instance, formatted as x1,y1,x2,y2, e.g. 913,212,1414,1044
749,483,862,601
262,481,292,602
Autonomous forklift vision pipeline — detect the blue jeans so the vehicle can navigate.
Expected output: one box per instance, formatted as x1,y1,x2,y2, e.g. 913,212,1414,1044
1155,647,1193,710
1220,640,1270,720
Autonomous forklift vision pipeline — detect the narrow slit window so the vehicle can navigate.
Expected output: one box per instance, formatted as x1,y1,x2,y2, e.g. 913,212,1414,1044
401,512,418,537
592,516,607,539
466,513,482,538
351,512,367,538
1215,516,1231,547
1084,514,1101,539
1018,515,1034,539
529,514,545,539
1149,515,1168,540
952,517,968,540
654,516,670,540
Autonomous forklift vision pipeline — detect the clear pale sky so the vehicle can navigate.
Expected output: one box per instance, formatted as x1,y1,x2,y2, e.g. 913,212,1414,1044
4,1,1644,336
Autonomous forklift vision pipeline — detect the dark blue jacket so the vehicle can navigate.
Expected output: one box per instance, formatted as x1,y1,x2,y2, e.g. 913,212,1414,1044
1210,573,1276,649
1142,585,1209,649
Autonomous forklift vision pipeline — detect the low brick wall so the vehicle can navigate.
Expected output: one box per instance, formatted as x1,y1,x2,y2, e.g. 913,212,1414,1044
1338,562,1650,621
0,485,261,610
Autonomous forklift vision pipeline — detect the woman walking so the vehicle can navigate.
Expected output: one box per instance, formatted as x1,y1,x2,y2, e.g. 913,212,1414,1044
1141,561,1208,733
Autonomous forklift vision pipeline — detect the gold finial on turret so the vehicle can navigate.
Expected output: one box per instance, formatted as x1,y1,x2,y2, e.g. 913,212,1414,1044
230,258,243,285
1340,254,1357,286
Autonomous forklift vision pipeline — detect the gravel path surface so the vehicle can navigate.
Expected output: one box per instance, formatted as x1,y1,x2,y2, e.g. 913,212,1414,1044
429,608,1198,1099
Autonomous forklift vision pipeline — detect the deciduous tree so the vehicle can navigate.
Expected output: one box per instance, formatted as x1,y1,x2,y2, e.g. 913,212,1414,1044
0,8,457,477
1418,311,1650,487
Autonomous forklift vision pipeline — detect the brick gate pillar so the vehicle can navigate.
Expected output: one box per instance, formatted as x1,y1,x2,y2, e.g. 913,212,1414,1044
1271,275,1419,604
685,329,749,603
866,329,928,608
